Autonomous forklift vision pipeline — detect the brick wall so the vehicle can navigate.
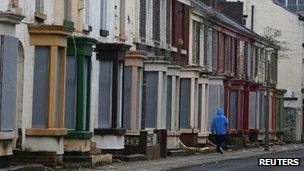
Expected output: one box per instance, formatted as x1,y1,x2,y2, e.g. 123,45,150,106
11,151,60,168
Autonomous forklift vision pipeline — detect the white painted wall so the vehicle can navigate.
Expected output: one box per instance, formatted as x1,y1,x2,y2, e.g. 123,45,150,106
228,0,304,141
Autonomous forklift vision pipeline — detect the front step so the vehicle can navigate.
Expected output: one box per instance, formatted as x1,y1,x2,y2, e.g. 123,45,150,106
167,149,191,157
63,154,112,168
115,154,146,162
63,155,92,164
198,147,216,154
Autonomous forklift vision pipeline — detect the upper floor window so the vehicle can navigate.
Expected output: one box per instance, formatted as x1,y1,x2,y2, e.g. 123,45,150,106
35,0,46,21
100,0,109,36
119,0,125,37
276,0,304,13
35,0,44,13
64,0,71,20
192,20,201,65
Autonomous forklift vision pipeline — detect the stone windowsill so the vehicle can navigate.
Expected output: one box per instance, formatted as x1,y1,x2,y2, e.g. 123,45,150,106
125,131,140,136
65,130,93,140
94,128,126,136
115,34,127,42
0,131,17,140
180,128,200,134
0,11,25,25
181,49,187,55
26,128,68,137
198,132,210,137
34,11,47,21
167,131,181,136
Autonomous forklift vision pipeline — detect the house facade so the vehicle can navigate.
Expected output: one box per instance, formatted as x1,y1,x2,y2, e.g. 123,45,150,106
227,0,304,142
0,0,282,168
0,1,24,167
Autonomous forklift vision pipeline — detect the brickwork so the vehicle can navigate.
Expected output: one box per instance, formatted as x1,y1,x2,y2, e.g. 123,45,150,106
11,150,61,168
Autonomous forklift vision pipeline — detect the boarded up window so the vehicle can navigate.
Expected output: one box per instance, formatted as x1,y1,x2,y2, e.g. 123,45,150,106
84,0,90,25
207,85,224,131
0,35,18,131
140,0,146,38
212,30,218,71
54,48,64,128
192,21,200,64
137,67,143,129
64,0,71,20
166,76,172,129
208,85,218,131
153,0,160,41
198,84,202,129
229,90,238,130
32,46,50,128
166,0,172,44
35,0,44,13
180,78,191,129
203,25,213,68
218,33,224,73
119,0,125,35
116,62,124,128
259,93,266,129
100,0,107,30
231,38,236,75
207,27,213,70
65,56,77,129
123,67,132,129
145,72,158,128
98,61,113,128
249,92,257,129
83,57,90,130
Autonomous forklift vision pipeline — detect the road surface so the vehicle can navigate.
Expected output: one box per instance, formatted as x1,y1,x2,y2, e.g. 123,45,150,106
178,149,304,171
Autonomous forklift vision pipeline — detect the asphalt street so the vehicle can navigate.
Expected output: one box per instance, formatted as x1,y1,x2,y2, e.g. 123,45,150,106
178,149,304,171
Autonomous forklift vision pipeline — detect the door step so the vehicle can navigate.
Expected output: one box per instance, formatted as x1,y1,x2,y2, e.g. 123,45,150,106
167,149,191,157
115,154,146,162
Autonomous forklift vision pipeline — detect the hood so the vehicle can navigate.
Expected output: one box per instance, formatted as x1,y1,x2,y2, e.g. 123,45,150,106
216,108,224,116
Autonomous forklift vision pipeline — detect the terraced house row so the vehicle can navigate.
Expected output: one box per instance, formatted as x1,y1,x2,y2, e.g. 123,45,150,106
0,0,283,168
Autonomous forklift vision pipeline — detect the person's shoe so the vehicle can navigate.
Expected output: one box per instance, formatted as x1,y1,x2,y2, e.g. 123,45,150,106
219,147,224,155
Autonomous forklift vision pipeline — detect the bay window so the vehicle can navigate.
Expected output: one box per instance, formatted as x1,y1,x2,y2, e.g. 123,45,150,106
27,25,73,136
95,43,131,132
65,37,96,137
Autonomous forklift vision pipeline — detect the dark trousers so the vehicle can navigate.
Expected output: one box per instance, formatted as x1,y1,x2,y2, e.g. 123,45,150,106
215,134,226,153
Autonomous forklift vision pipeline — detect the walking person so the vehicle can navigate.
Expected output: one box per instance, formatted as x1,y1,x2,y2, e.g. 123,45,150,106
211,107,229,155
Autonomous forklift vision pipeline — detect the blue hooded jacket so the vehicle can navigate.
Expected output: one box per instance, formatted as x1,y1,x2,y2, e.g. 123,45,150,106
211,108,229,135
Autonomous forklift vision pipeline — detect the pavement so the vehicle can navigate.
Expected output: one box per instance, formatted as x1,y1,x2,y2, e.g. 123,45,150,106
74,143,304,171
180,149,304,171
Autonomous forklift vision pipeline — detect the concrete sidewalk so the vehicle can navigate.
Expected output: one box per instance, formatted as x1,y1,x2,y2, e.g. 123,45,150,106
77,144,304,171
